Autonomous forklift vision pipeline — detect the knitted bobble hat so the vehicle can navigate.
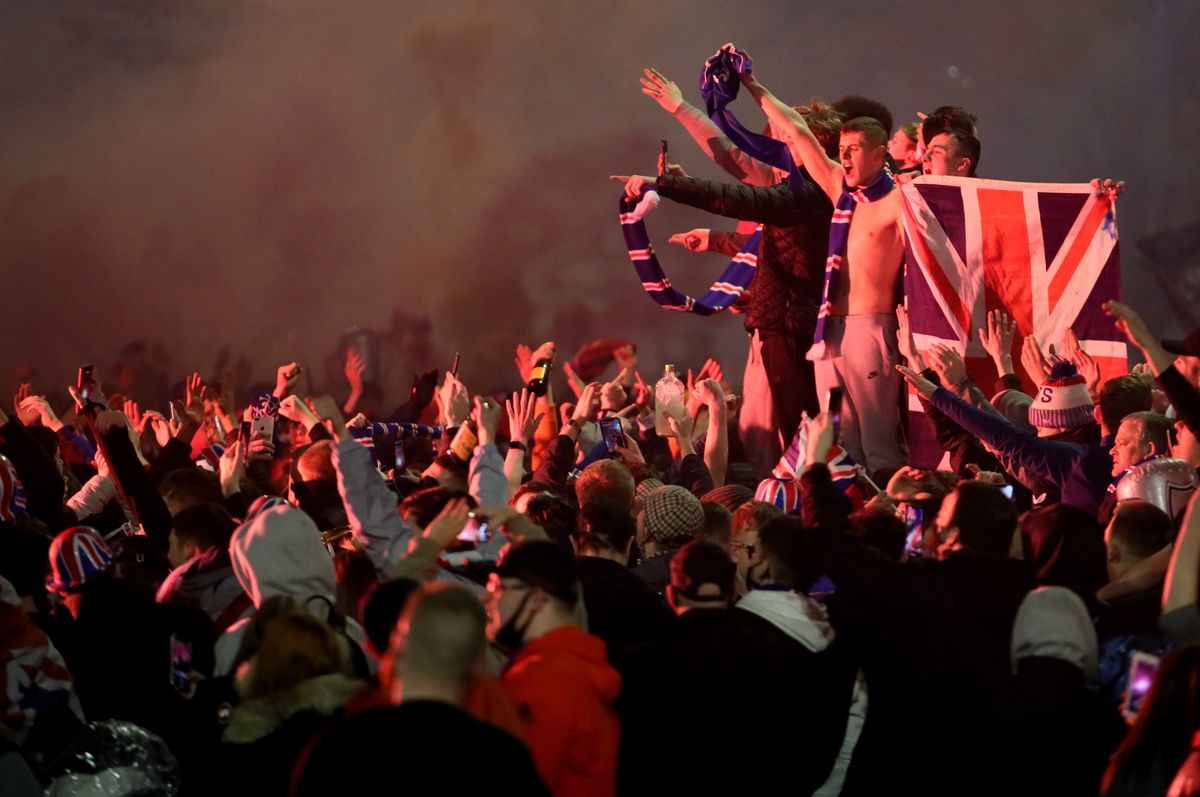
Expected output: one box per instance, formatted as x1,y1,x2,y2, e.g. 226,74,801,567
1027,360,1094,430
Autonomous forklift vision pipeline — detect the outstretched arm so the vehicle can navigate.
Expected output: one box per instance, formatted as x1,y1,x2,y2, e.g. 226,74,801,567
738,69,841,202
641,67,776,187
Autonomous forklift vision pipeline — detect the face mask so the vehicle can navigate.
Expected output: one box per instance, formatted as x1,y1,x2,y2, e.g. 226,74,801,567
493,591,534,653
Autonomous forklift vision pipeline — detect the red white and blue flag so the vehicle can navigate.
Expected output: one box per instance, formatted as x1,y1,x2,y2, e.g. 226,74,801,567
901,176,1126,467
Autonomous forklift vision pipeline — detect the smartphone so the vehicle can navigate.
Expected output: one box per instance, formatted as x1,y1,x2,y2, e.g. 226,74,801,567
659,139,669,174
451,352,461,379
600,416,624,454
239,421,251,460
999,484,1014,501
169,634,193,693
903,504,924,536
1123,651,1161,721
456,512,492,544
251,414,275,441
77,364,95,402
826,387,844,442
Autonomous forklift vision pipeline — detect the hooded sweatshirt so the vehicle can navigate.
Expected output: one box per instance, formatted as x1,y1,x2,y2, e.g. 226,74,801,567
737,589,868,797
951,587,1126,796
156,547,249,634
501,625,621,797
213,504,369,675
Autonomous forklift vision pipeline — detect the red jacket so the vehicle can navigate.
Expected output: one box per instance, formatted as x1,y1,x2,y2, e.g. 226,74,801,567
501,626,621,797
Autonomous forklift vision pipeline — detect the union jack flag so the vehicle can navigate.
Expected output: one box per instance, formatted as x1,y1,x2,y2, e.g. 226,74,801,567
901,176,1126,467
756,419,864,513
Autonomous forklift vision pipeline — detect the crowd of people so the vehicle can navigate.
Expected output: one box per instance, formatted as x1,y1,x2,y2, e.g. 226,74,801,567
4,42,1200,797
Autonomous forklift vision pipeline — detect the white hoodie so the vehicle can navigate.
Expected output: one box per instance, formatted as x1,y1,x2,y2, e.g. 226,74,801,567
736,589,868,797
213,503,370,675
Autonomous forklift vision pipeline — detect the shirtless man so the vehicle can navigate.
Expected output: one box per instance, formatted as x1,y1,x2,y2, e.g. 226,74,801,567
739,64,907,472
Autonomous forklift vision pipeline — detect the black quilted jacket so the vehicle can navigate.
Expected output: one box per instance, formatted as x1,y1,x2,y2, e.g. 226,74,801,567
656,174,832,337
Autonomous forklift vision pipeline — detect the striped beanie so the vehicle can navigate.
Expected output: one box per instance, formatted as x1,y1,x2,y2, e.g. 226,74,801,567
47,526,113,592
1027,361,1094,430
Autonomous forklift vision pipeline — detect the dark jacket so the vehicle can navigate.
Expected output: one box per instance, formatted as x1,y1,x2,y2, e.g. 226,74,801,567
576,556,671,666
811,531,1034,796
210,673,363,797
957,657,1127,797
293,701,548,796
0,418,66,532
1157,364,1200,434
929,386,1114,515
619,603,855,796
655,174,831,337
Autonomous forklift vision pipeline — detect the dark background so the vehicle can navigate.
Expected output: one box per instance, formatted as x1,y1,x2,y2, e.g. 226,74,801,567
2,0,1197,405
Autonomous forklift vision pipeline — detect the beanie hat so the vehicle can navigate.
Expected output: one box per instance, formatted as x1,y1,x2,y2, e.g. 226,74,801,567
754,476,801,516
1027,360,1094,430
47,526,114,592
991,389,1035,432
642,485,704,544
700,484,755,514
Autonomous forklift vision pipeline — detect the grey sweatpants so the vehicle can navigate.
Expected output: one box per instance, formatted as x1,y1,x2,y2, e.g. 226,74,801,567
812,314,906,474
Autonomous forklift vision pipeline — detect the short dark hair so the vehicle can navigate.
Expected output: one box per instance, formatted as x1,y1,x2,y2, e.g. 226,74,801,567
669,540,735,601
757,516,820,590
1098,376,1152,431
525,493,578,557
699,501,733,547
832,95,893,135
170,503,237,552
1110,500,1174,560
1122,411,1174,454
160,467,224,511
840,117,887,149
400,486,475,528
943,128,981,176
849,506,906,560
920,106,978,144
949,481,1018,555
577,498,637,555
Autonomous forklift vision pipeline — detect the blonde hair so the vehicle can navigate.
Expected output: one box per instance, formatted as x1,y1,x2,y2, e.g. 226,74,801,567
243,609,350,699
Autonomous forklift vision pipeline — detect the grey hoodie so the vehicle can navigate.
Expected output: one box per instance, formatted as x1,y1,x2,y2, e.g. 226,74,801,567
214,503,370,675
1010,585,1098,677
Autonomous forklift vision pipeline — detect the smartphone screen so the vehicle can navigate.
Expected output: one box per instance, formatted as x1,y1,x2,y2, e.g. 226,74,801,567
170,634,193,693
1123,652,1160,721
456,514,491,544
77,364,94,401
600,417,624,454
1000,484,1014,500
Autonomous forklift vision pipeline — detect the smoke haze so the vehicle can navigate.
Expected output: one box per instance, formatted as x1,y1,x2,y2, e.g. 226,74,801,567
2,0,1197,403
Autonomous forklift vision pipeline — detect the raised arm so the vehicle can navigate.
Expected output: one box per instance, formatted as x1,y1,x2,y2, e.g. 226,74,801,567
738,70,841,202
641,67,776,187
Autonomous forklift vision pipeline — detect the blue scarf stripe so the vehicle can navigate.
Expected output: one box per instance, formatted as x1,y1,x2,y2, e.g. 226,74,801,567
620,193,762,315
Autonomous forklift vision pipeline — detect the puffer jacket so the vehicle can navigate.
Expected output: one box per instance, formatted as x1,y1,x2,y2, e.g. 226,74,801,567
655,174,832,337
